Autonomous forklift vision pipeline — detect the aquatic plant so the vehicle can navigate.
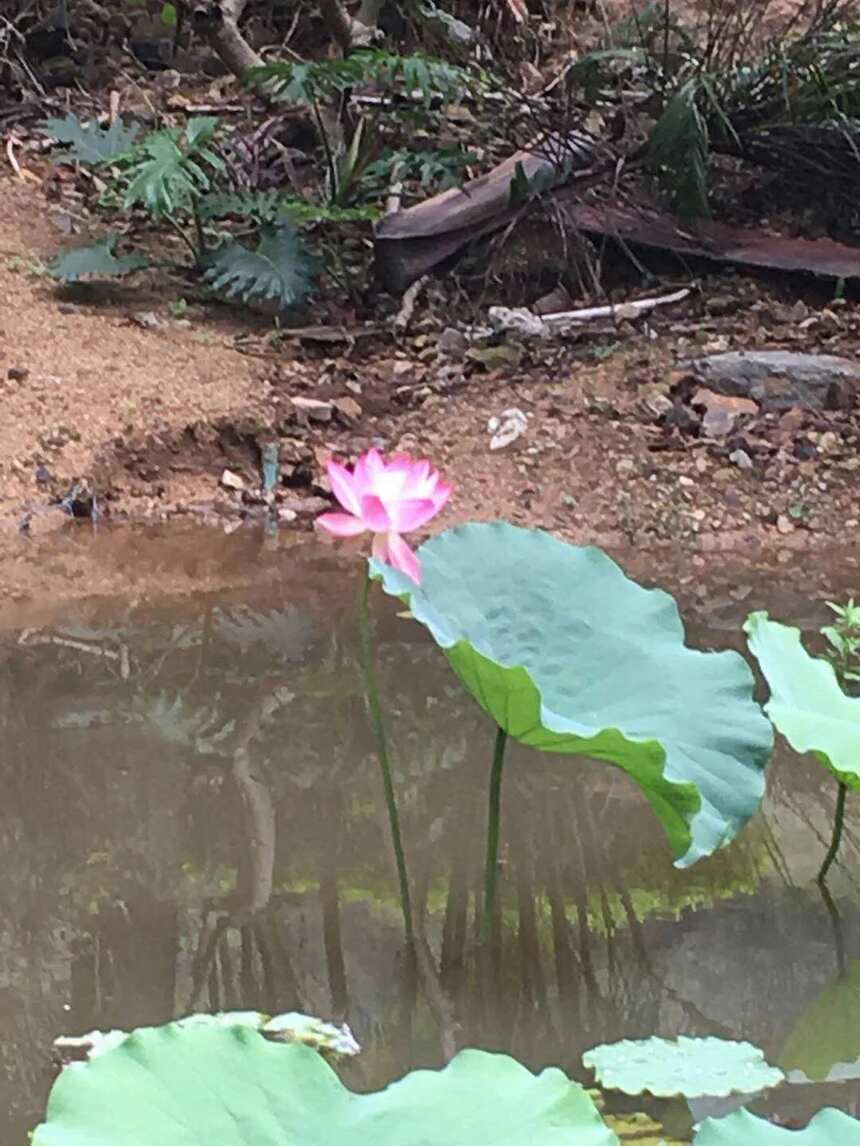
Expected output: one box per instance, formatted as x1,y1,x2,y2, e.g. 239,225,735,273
745,607,860,883
317,448,451,584
373,523,773,934
53,1011,360,1063
32,1018,860,1146
694,1107,860,1143
317,449,452,944
583,1035,784,1098
32,1021,615,1146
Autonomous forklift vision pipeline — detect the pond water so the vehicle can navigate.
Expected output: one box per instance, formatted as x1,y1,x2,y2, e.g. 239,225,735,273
2,528,860,1141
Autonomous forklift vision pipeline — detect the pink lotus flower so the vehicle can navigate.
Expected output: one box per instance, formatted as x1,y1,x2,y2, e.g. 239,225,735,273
317,449,451,583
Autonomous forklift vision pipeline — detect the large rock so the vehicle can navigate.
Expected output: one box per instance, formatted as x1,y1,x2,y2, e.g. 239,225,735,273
687,350,860,410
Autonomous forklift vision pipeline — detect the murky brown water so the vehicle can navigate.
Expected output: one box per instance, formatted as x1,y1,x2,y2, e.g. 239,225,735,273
2,530,860,1140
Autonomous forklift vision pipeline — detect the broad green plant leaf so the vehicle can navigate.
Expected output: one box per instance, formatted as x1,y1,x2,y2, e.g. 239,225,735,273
54,1011,360,1062
694,1107,860,1143
49,236,149,282
583,1036,784,1098
40,114,140,165
32,1024,619,1146
203,224,316,310
124,119,221,216
372,524,773,866
744,611,860,789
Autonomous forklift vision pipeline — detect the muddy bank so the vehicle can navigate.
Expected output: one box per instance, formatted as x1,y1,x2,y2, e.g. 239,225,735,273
3,173,860,560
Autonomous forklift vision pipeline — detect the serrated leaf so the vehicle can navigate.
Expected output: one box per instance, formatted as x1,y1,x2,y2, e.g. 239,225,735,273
49,236,149,282
185,115,220,150
32,1025,619,1146
371,523,773,867
744,611,860,789
203,224,316,310
694,1107,860,1144
583,1036,784,1098
40,114,140,165
123,125,217,216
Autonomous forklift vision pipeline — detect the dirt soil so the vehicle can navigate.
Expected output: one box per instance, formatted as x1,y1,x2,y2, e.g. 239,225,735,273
2,164,860,598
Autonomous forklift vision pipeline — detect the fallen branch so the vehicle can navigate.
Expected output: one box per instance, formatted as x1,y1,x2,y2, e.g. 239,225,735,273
394,274,428,333
488,288,691,336
186,0,261,78
543,287,691,325
375,135,860,289
374,131,602,292
318,0,375,51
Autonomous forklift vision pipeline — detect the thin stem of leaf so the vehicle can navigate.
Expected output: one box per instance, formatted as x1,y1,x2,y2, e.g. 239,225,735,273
358,567,414,946
818,780,848,885
192,202,207,263
481,725,508,942
311,100,338,203
164,215,199,262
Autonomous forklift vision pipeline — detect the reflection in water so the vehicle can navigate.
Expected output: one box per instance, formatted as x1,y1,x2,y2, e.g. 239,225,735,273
1,551,860,1140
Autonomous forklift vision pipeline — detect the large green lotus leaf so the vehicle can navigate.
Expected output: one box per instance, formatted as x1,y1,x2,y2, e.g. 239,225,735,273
779,960,860,1082
33,1023,618,1146
745,611,860,789
582,1036,784,1098
372,524,773,866
694,1107,860,1144
53,1010,360,1063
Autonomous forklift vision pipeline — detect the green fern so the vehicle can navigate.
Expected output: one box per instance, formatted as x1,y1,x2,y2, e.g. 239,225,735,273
249,49,471,107
39,114,140,165
203,223,316,309
49,235,150,282
648,80,711,219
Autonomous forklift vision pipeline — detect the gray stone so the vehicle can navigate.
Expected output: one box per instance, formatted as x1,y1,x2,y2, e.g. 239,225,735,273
290,396,333,423
487,307,546,338
688,351,860,410
220,468,245,491
436,327,469,358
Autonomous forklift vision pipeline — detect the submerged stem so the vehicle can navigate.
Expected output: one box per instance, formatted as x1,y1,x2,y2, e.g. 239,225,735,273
818,781,848,885
358,567,414,945
482,725,508,942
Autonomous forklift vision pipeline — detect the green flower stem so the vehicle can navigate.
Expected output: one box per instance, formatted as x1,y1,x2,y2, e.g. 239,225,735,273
482,725,508,941
358,567,414,946
818,780,848,885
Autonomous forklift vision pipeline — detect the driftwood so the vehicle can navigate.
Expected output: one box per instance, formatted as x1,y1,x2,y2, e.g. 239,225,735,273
373,133,601,293
374,144,860,291
557,201,860,282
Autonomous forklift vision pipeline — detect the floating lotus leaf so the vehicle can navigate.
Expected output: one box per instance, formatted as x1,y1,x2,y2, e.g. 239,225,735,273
694,1107,860,1143
745,612,860,789
33,1024,617,1146
582,1036,784,1098
372,524,773,866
